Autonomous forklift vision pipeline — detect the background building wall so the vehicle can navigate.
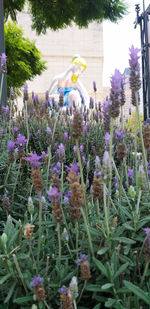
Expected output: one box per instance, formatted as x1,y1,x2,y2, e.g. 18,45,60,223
16,7,104,97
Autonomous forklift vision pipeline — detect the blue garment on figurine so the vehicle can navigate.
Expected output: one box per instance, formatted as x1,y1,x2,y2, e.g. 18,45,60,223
57,87,79,106
49,86,84,109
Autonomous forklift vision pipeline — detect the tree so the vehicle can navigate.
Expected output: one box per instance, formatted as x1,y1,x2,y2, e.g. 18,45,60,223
3,0,127,34
5,21,46,95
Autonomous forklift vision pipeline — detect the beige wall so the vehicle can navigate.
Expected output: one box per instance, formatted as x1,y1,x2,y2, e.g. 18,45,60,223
16,7,104,96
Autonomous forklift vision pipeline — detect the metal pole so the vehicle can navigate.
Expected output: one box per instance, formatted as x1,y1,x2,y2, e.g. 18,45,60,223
0,0,7,107
145,8,150,117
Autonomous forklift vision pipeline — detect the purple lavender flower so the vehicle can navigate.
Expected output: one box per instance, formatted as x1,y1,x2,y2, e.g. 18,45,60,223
10,87,14,101
50,163,61,175
69,277,78,299
47,187,61,203
105,132,110,148
130,134,133,141
76,253,88,265
7,141,15,150
2,105,9,116
102,151,111,183
143,228,150,247
109,69,123,118
61,228,69,242
13,126,18,133
33,94,39,105
16,134,27,146
95,156,101,170
56,143,65,162
137,130,140,137
128,168,134,179
63,132,68,142
25,152,44,168
37,130,41,138
0,53,7,73
30,276,43,288
93,81,97,92
89,97,94,109
64,190,72,206
102,100,111,133
46,126,52,135
115,129,126,141
59,285,68,294
70,163,79,174
23,83,28,102
73,145,77,155
80,145,84,153
129,45,141,92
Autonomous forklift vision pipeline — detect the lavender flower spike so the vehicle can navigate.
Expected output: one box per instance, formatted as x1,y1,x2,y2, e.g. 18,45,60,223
143,228,150,247
129,45,141,92
25,152,44,168
109,69,123,118
30,276,43,288
0,53,7,74
23,83,29,102
69,276,78,299
47,187,61,203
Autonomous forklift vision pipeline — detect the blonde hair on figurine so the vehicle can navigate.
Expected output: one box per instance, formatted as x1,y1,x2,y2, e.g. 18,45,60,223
72,55,87,70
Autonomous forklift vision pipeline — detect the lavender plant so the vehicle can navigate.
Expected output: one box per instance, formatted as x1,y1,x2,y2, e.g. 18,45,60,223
1,47,150,309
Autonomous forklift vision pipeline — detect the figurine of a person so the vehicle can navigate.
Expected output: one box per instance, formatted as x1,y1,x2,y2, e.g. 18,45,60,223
48,55,90,108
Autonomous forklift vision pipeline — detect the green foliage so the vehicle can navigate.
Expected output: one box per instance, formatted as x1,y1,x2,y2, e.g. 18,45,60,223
4,21,47,95
29,0,127,34
4,0,26,21
4,0,127,34
0,91,150,308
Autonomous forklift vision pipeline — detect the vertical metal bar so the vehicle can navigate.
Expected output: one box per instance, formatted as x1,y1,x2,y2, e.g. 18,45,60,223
0,0,7,107
140,15,147,119
144,9,150,117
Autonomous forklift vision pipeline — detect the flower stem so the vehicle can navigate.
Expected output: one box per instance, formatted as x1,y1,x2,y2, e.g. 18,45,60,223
119,164,123,203
13,254,28,294
134,189,142,231
103,183,110,241
81,207,94,257
46,113,59,189
140,260,150,286
112,158,132,210
108,118,114,207
57,222,61,265
76,221,79,260
8,100,13,139
134,106,138,188
75,139,87,215
135,92,149,190
4,164,11,187
0,73,4,106
77,280,87,304
73,299,78,309
28,240,38,275
24,101,29,154
44,300,52,309
12,163,21,201
37,192,42,267
60,162,74,248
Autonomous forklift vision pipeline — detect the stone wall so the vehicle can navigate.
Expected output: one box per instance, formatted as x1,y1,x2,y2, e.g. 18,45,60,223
15,7,104,96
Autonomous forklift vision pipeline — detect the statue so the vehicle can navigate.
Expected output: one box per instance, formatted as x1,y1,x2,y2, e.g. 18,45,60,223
48,55,90,108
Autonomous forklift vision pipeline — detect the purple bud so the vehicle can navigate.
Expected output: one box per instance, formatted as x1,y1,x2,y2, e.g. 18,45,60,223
93,81,97,92
0,53,7,74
